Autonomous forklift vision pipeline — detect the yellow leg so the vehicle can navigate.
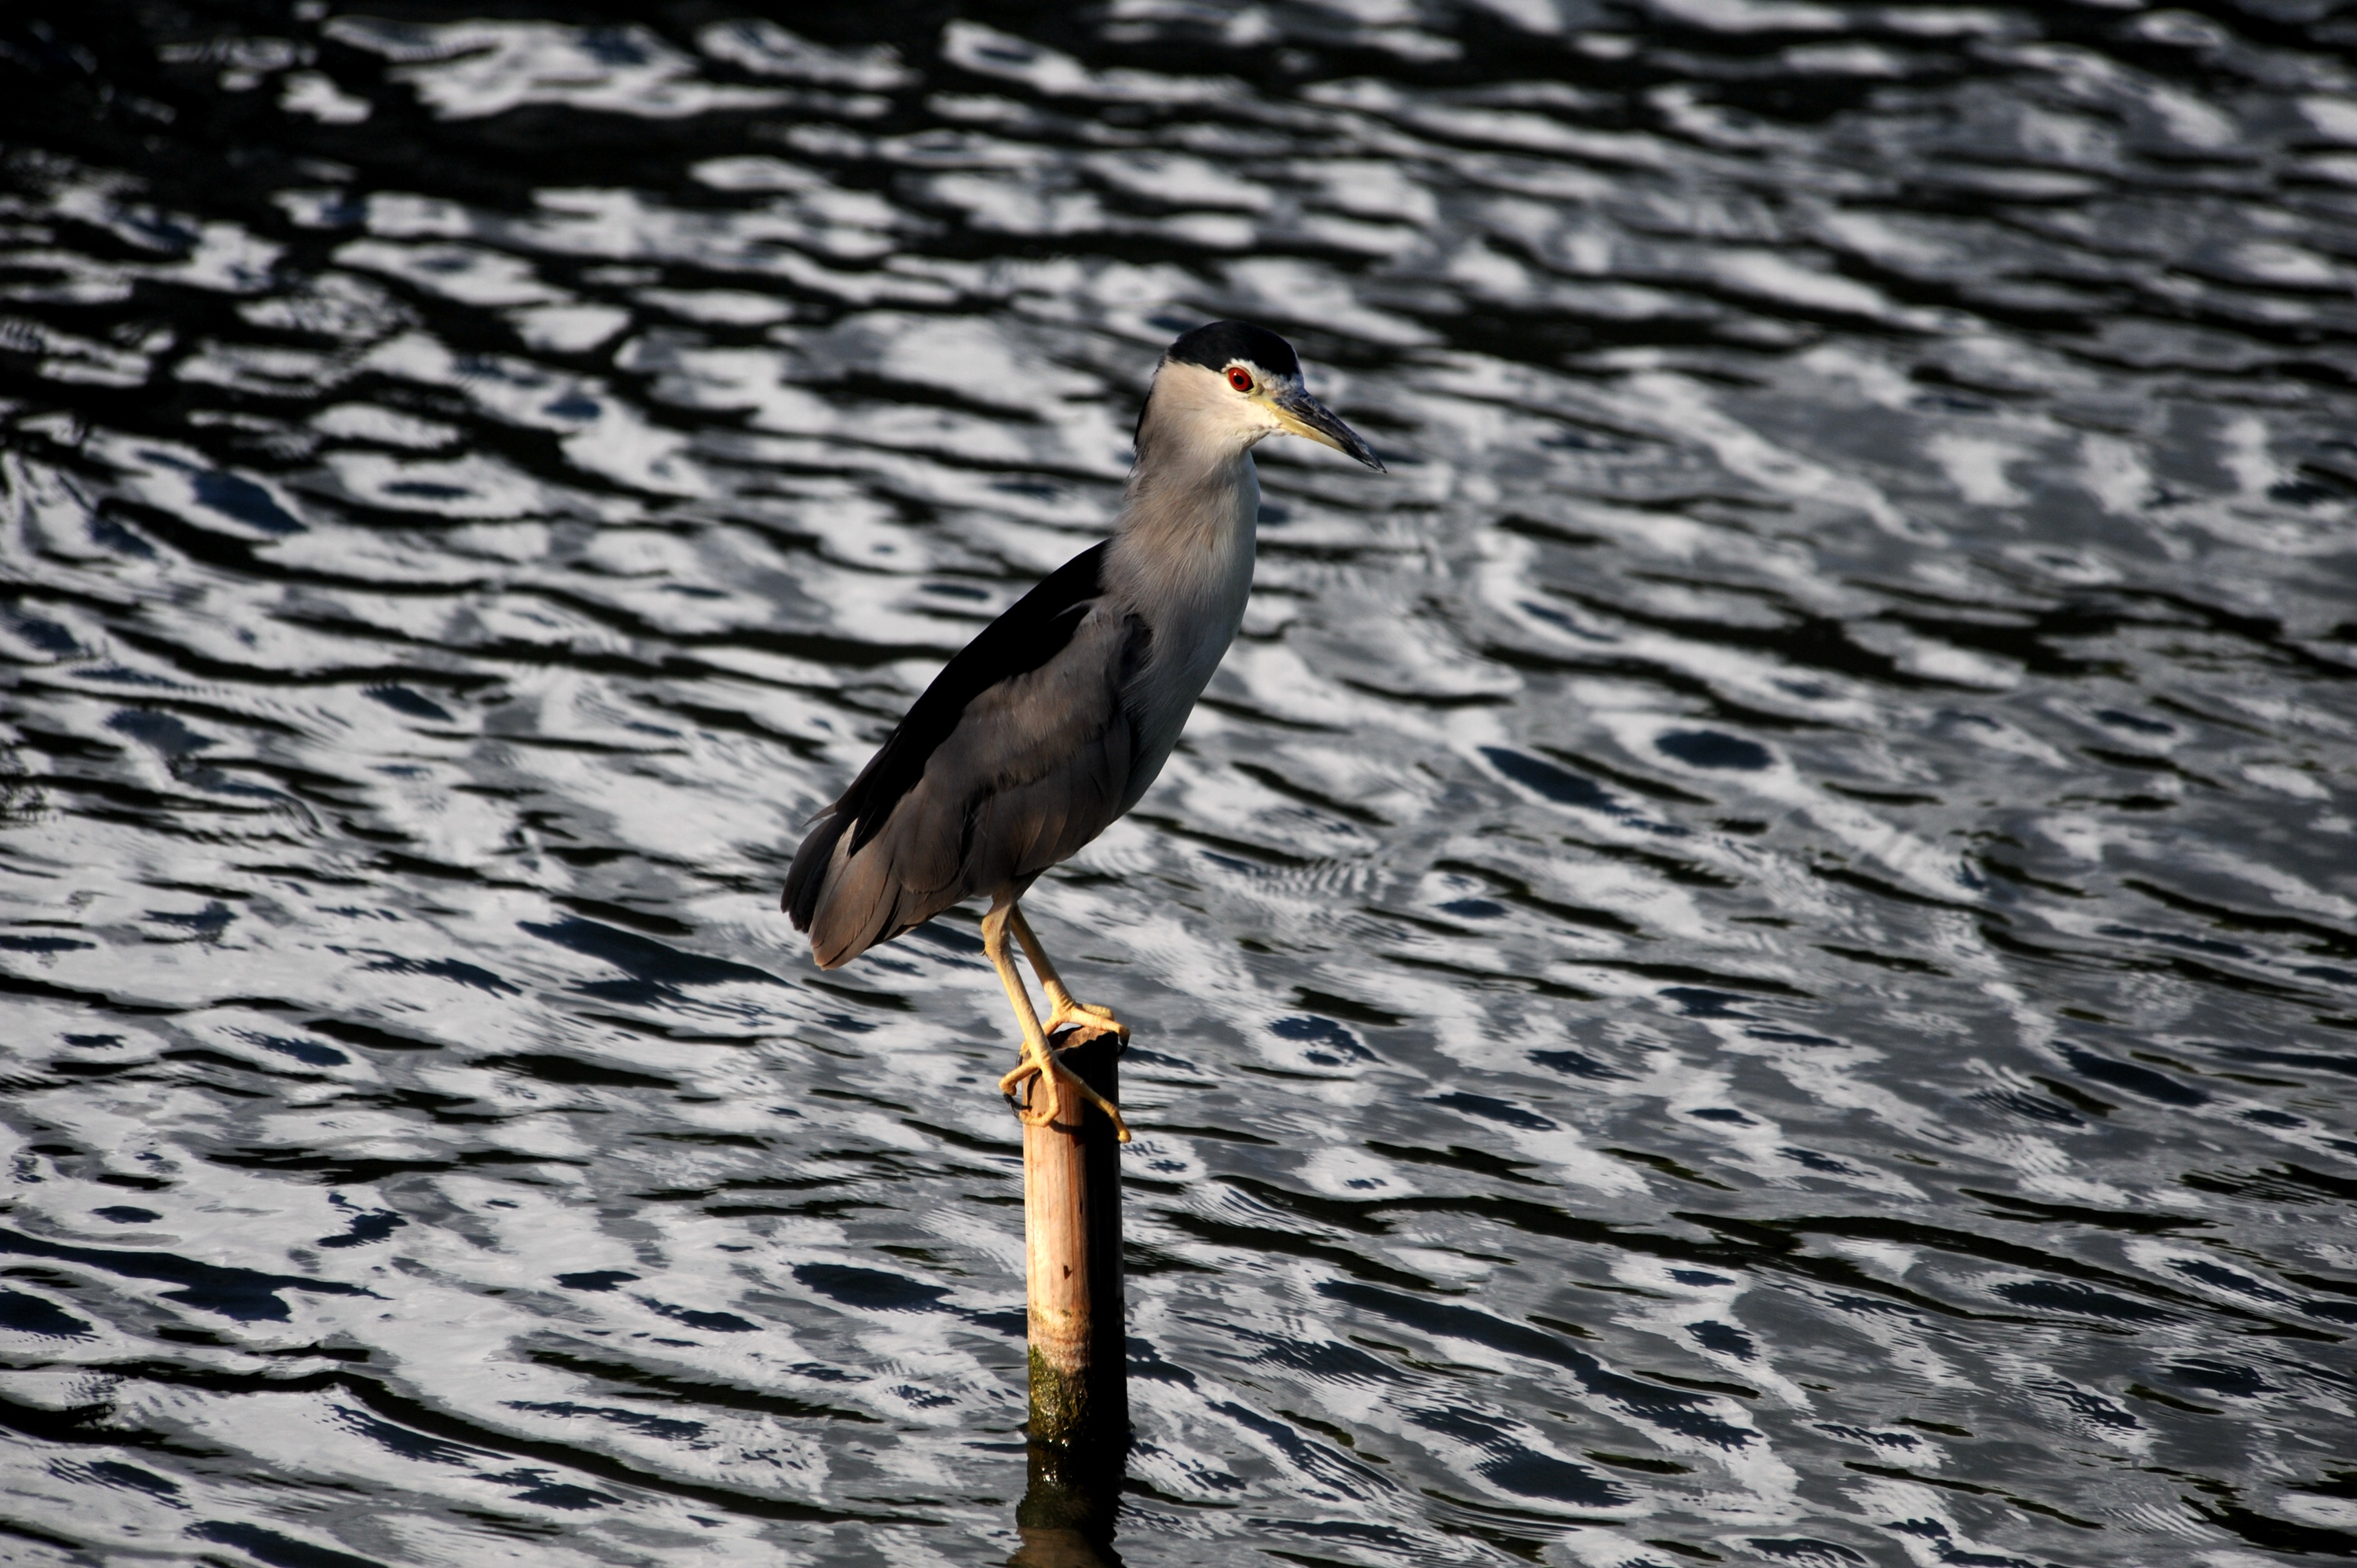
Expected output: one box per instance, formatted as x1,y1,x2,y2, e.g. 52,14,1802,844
987,898,1130,1142
1008,906,1131,1049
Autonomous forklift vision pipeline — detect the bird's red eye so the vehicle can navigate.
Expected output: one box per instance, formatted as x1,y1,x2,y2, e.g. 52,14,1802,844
1227,365,1254,394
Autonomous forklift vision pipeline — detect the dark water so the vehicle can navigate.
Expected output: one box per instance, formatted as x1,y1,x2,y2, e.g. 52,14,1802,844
3,2,2357,1563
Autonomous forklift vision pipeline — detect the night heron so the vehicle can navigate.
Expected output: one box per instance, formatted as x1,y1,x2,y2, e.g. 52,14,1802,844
783,321,1384,1141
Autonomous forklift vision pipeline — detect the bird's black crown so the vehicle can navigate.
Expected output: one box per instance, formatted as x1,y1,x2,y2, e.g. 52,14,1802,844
1164,321,1300,379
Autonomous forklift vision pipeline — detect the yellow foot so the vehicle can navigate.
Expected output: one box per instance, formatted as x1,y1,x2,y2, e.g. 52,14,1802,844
998,1036,1132,1143
1043,997,1129,1048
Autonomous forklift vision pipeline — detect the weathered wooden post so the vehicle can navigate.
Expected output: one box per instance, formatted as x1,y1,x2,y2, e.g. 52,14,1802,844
1021,1034,1126,1449
1014,1029,1127,1563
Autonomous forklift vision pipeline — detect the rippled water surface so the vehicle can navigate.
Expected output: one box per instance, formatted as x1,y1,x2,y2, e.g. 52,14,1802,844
5,2,2357,1563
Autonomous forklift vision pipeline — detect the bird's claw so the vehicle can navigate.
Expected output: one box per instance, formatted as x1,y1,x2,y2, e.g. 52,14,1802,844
1043,998,1129,1049
999,1035,1132,1143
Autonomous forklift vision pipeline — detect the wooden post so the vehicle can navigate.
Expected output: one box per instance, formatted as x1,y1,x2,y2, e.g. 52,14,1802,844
1023,1034,1126,1449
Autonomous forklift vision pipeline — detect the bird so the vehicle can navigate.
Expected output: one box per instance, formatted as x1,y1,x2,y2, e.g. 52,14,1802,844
783,321,1384,1142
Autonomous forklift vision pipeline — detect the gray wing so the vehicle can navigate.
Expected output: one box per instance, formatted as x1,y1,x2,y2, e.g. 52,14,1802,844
798,605,1146,969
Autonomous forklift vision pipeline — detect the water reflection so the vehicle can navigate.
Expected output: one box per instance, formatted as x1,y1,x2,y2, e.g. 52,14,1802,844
1015,1440,1126,1568
2,0,2355,1563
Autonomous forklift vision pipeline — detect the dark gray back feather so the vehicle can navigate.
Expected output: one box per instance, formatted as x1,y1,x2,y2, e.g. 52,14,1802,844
789,604,1149,968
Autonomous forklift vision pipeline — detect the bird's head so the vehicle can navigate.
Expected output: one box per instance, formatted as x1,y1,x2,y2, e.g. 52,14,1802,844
1145,321,1385,472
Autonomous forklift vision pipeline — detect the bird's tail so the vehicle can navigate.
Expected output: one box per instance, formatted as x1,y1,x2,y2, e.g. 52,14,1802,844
782,811,850,933
785,810,915,969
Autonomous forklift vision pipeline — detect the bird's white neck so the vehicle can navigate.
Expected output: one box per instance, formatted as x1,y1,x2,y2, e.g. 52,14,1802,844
1101,376,1263,800
1107,362,1264,639
1113,410,1263,617
1106,443,1257,662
